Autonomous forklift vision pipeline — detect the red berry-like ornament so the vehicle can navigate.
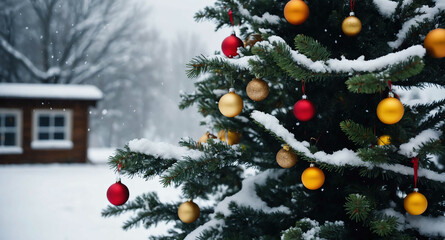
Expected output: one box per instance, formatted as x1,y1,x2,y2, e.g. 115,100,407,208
107,181,129,206
221,34,243,58
293,97,315,121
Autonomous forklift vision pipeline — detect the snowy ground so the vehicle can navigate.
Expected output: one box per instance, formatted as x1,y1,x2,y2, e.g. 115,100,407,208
0,150,181,240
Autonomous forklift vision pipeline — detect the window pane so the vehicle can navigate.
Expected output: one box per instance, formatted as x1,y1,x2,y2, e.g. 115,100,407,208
38,132,50,140
53,132,65,140
4,133,15,146
54,116,65,127
39,115,50,127
5,115,16,127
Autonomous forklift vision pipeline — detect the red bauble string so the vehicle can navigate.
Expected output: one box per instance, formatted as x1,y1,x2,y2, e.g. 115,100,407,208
350,0,356,12
293,99,316,121
107,181,130,206
229,9,234,26
411,157,419,188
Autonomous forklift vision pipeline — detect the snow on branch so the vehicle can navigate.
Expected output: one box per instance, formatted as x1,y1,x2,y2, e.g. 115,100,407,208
388,0,445,49
258,36,425,73
0,36,61,80
251,110,445,183
185,169,290,239
372,0,398,17
236,2,280,25
383,208,445,237
398,129,442,157
128,139,203,160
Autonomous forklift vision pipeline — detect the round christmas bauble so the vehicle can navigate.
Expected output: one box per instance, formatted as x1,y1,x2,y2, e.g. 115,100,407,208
198,132,212,146
342,15,362,36
222,34,244,58
301,165,325,190
293,99,316,121
244,33,262,48
284,0,309,25
107,181,130,206
276,146,298,168
376,97,404,124
424,28,445,58
218,92,243,117
178,200,200,223
404,191,428,215
218,130,242,145
377,135,391,146
246,78,269,101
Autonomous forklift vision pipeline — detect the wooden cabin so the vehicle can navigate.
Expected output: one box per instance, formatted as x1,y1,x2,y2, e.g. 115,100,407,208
0,83,102,164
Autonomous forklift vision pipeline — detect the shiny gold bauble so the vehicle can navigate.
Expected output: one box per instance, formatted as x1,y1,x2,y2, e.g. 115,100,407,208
178,200,200,223
218,92,243,117
198,132,216,146
377,135,391,146
377,97,404,125
404,191,428,215
276,145,298,168
244,33,262,48
424,28,445,58
246,78,269,101
284,0,309,25
301,165,325,190
218,130,242,145
342,15,362,36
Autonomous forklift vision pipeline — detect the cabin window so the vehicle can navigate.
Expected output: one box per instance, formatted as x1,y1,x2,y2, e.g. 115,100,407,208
0,109,22,154
32,109,73,149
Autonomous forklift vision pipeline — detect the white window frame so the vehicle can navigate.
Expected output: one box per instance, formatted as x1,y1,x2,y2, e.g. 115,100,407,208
32,109,73,150
0,108,23,154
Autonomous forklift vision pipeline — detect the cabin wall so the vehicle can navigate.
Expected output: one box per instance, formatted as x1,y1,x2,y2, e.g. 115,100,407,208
0,98,94,164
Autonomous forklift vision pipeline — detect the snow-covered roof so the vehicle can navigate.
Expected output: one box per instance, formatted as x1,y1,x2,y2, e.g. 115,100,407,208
0,83,103,100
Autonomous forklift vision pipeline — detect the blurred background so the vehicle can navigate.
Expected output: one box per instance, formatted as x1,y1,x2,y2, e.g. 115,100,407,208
0,0,229,239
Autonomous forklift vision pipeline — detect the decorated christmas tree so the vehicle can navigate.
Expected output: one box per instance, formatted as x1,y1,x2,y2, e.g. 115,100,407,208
102,0,445,239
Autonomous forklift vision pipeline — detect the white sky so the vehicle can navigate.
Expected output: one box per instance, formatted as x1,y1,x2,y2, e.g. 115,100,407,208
148,0,231,53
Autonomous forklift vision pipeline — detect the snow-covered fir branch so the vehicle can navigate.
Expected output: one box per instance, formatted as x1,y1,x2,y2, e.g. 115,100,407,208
128,139,203,160
235,2,280,25
185,169,290,239
388,0,445,49
251,110,445,183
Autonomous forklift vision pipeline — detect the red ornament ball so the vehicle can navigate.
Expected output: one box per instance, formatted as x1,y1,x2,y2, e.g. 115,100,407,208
293,99,315,121
107,181,129,206
222,34,243,58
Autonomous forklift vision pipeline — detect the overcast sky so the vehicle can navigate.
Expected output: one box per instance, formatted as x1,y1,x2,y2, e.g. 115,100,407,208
148,0,231,53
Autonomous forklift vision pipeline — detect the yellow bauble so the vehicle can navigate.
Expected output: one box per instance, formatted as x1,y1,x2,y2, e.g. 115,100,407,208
218,92,243,117
377,135,391,146
178,200,200,223
198,132,216,146
246,78,269,101
342,15,362,36
424,28,445,58
284,0,309,25
377,97,404,124
404,191,428,215
301,165,325,190
276,145,298,168
218,130,242,145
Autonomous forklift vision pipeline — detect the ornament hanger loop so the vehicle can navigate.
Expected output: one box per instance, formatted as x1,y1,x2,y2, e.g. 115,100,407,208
116,162,123,182
411,157,419,189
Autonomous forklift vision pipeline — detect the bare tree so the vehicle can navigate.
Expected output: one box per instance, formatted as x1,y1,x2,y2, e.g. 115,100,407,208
0,0,147,85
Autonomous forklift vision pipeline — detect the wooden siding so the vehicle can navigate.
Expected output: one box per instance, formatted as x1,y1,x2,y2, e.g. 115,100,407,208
0,98,96,164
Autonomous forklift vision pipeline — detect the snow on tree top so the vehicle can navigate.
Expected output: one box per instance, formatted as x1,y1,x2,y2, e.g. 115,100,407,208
0,83,103,100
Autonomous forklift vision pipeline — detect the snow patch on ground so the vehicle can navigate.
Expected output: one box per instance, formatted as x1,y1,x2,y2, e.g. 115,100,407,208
0,163,181,240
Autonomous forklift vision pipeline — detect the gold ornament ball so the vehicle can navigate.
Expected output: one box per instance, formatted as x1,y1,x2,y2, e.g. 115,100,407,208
377,97,404,124
246,79,269,101
342,15,362,36
284,0,309,25
424,28,445,58
198,132,215,146
301,166,325,190
218,92,243,117
178,200,200,223
377,135,391,146
404,191,428,215
218,130,241,145
276,146,298,168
